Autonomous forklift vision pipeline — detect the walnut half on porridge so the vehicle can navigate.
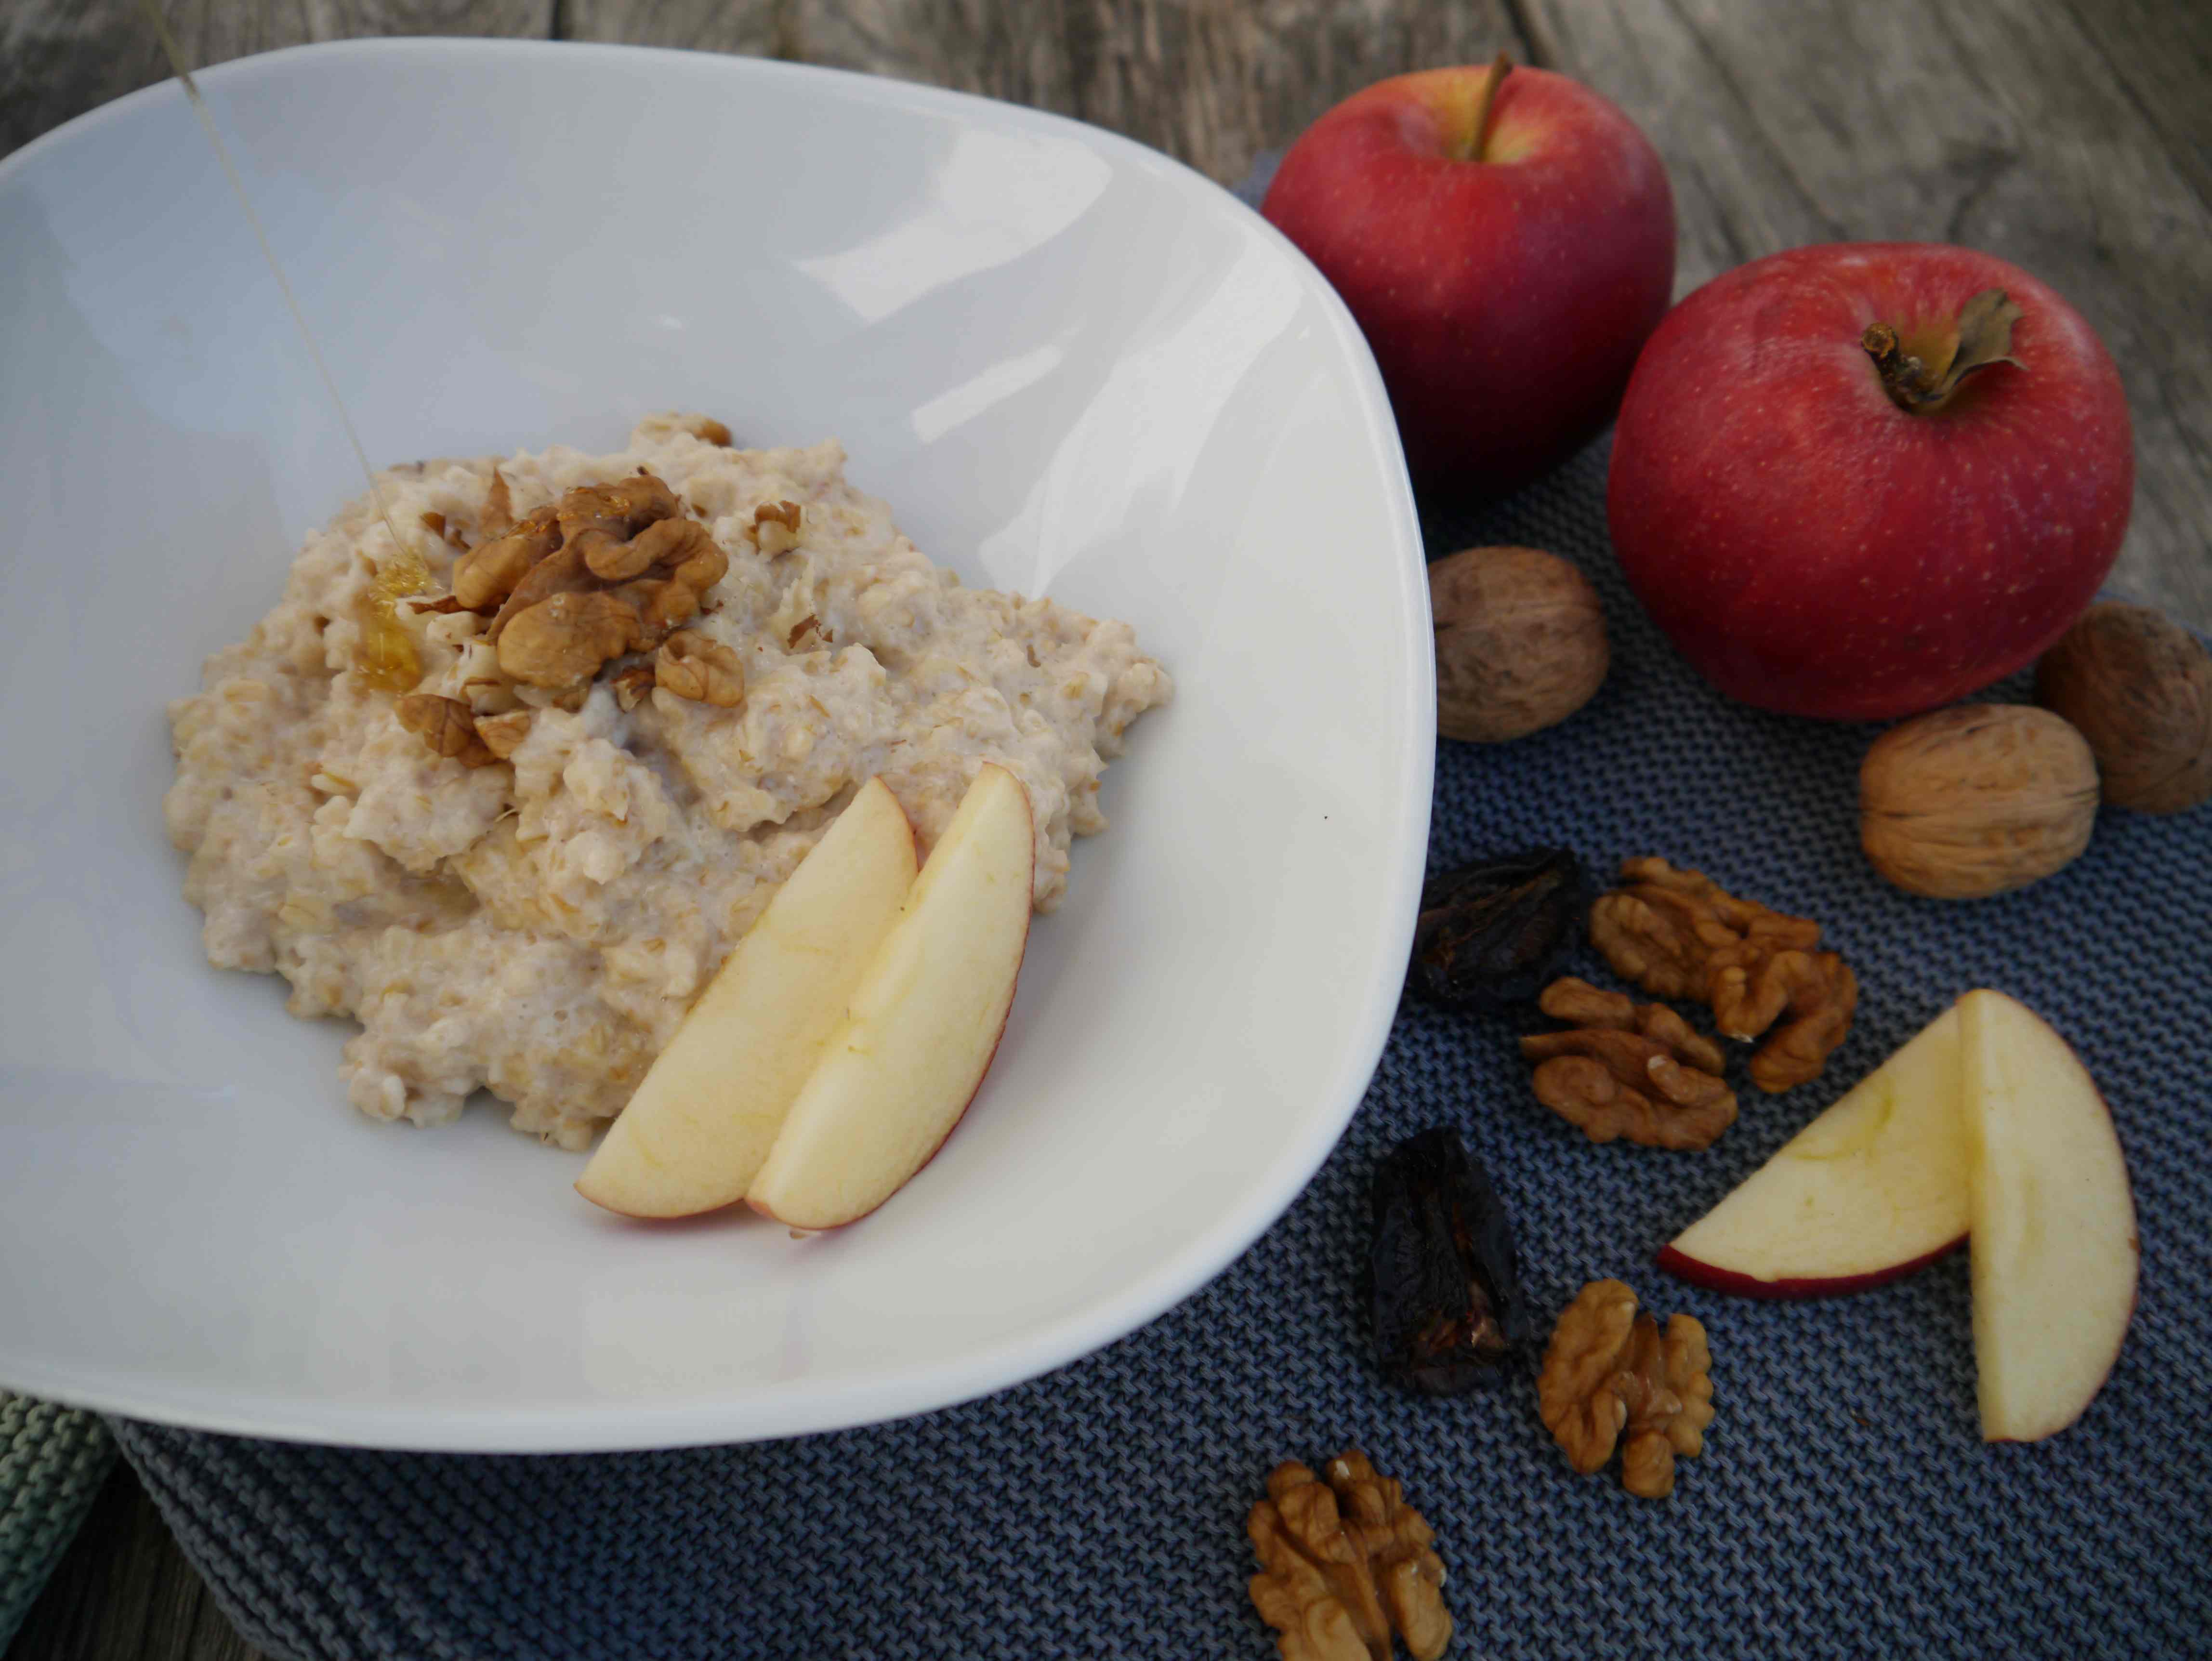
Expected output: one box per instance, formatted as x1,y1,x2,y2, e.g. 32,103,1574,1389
163,416,1172,1148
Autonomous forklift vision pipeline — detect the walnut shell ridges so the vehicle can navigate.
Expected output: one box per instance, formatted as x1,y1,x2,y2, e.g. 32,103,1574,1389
2034,602,2212,815
1859,704,2099,899
1429,546,1609,743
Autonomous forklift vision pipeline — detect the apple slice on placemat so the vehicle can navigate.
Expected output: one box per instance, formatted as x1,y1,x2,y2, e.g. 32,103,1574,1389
1961,990,2139,1443
1658,1002,1970,1298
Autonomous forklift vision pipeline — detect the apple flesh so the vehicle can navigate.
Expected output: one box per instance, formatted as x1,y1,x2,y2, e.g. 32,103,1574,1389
1960,989,2137,1442
747,763,1035,1230
574,778,918,1219
1658,1003,1968,1299
1261,61,1673,498
1608,243,2134,720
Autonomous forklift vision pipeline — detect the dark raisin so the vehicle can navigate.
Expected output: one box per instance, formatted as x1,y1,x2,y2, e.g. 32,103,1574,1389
1369,1128,1527,1396
1407,848,1586,1009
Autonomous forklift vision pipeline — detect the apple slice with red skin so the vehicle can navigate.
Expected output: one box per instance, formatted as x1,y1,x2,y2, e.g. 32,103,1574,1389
747,763,1034,1230
575,777,918,1219
1961,989,2138,1442
1657,1003,1969,1299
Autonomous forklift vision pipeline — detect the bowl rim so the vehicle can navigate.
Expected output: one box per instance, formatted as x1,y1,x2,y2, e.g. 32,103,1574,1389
0,35,1433,1451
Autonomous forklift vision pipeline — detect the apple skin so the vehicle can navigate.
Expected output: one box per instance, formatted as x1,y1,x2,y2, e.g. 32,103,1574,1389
1655,1236,1963,1301
1261,65,1674,497
1607,243,2134,720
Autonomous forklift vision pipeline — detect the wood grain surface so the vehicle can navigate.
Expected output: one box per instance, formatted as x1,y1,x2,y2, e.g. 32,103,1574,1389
3,2,2208,1657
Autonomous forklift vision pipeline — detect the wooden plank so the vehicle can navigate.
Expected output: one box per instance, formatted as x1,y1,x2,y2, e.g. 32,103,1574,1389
1519,0,2212,628
2055,0,2212,217
0,0,553,163
563,0,1533,185
3,1462,263,1661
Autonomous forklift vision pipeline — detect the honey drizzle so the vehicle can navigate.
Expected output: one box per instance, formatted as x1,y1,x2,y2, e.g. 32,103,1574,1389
140,0,427,688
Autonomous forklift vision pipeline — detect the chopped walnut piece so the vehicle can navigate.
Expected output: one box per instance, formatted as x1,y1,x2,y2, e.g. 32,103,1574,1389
751,499,803,556
1718,949,1859,1092
418,510,469,551
1248,1453,1451,1661
1520,977,1737,1149
394,693,499,768
1537,1280,1713,1500
555,473,679,547
656,630,745,708
693,417,733,446
461,477,730,689
473,709,533,759
1590,858,1855,1092
498,590,639,688
454,510,560,611
608,664,656,712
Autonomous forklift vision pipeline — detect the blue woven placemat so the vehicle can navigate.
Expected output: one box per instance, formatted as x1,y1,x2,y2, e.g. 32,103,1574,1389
110,420,2212,1660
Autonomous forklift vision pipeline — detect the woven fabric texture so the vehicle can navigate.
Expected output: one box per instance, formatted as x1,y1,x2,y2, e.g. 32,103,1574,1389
1,1392,115,1647
112,424,2211,1661
108,165,2212,1661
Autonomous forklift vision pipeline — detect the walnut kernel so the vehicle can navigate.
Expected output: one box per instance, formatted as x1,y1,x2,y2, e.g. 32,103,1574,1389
498,591,639,687
1521,977,1737,1149
1537,1280,1712,1499
2035,601,2212,815
1590,859,1854,1092
1859,705,2099,898
394,693,499,768
751,500,803,556
473,709,533,759
1429,545,1608,743
1248,1453,1450,1661
656,631,745,708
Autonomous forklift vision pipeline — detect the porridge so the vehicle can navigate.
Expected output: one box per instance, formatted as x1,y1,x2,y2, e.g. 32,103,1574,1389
165,415,1172,1148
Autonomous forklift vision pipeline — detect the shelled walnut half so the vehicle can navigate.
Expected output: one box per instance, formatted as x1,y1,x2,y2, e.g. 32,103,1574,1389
1590,858,1855,1091
1521,977,1737,1150
1248,1452,1451,1661
1537,1280,1713,1500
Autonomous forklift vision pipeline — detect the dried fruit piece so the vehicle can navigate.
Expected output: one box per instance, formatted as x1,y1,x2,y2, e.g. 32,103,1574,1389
1407,848,1585,1009
1369,1129,1525,1395
1248,1452,1451,1661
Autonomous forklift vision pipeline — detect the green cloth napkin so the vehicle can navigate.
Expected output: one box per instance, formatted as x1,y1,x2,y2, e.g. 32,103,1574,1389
0,1393,115,1647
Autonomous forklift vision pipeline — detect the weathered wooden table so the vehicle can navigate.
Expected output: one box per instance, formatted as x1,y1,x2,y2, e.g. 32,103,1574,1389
4,2,2206,1657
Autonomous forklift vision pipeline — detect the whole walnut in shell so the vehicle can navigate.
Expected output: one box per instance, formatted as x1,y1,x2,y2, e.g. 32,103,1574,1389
2034,602,2212,815
1860,705,2099,899
1429,546,1608,742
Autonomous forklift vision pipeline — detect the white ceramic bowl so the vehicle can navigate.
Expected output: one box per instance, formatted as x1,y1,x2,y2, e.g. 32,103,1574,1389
0,40,1430,1450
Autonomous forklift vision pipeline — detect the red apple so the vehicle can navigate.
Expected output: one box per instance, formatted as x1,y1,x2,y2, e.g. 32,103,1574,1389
1607,244,2133,720
1261,59,1674,498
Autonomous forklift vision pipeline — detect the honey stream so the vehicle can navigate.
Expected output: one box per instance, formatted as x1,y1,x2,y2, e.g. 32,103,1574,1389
140,0,429,690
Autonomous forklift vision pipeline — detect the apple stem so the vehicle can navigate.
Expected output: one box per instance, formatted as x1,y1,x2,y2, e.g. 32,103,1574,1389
1464,51,1512,162
1862,290,2026,414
